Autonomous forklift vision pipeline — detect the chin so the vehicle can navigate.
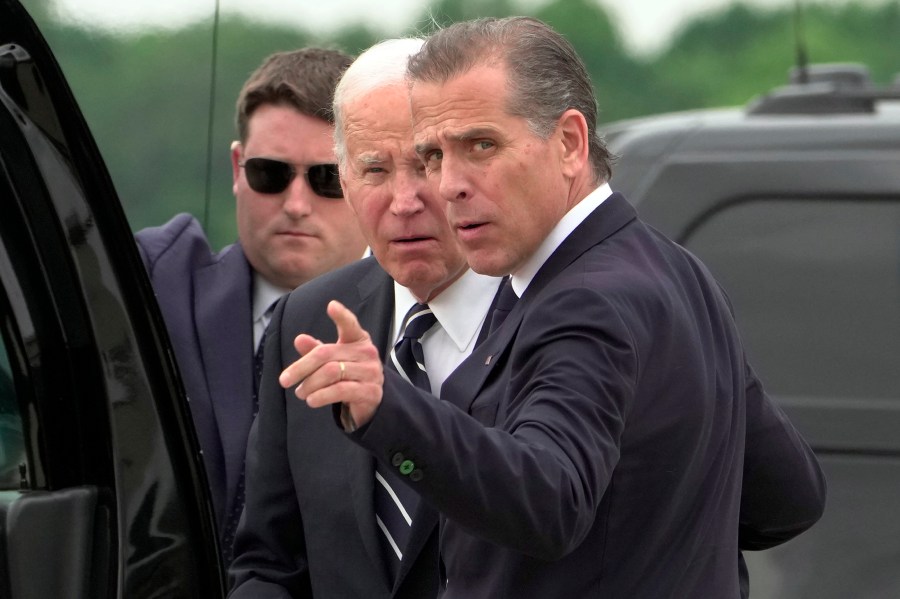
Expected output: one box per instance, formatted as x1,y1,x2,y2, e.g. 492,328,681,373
466,252,510,278
392,264,444,293
394,267,437,288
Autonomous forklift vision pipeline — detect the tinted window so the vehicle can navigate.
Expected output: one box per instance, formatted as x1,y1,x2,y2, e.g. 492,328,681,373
685,198,900,400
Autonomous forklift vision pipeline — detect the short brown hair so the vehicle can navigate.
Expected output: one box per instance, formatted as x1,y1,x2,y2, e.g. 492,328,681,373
408,17,613,183
235,47,353,143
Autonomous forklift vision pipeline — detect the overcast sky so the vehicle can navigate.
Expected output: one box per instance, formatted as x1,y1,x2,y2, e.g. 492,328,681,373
51,0,855,55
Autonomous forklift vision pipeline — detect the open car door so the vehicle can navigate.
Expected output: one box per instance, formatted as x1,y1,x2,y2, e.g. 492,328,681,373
0,1,224,597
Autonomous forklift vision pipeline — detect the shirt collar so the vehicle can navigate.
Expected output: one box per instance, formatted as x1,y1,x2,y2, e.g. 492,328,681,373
393,269,503,351
252,273,291,324
511,182,612,297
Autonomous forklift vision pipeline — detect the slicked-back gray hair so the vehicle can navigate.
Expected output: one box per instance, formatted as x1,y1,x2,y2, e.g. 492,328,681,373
407,17,612,183
333,37,426,167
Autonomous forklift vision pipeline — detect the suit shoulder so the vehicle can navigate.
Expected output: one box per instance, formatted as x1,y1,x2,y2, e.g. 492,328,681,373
284,257,386,314
134,213,227,273
135,213,201,251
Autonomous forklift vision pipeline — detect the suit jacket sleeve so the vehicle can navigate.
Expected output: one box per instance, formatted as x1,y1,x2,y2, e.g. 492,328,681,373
228,297,312,598
355,284,636,561
738,361,827,550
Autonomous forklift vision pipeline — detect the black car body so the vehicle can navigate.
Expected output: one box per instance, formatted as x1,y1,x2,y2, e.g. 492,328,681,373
603,65,900,598
1,1,224,597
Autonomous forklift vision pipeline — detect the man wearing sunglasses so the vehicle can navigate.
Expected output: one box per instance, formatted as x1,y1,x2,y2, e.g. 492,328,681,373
228,39,504,598
135,47,368,568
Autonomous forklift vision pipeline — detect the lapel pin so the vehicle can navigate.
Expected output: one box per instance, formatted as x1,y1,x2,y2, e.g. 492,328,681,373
485,355,493,365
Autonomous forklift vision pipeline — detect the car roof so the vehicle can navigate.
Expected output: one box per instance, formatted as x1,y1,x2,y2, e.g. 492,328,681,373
604,97,900,160
601,64,900,243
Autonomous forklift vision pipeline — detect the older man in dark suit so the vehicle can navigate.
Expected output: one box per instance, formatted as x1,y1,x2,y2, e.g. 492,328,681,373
135,48,367,567
284,16,827,599
227,39,503,598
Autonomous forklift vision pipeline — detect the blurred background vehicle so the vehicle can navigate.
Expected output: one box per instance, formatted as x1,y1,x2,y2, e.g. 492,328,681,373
602,63,900,598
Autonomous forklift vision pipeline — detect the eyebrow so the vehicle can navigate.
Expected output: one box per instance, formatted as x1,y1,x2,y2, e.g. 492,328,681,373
413,141,433,157
454,127,497,142
414,127,499,156
354,153,385,166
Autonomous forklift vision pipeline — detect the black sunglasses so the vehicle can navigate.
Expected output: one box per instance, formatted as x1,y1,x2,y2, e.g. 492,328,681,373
239,157,343,198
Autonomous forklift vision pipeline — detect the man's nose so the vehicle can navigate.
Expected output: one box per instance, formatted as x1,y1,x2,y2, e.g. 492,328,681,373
391,174,427,216
282,176,314,217
437,155,470,203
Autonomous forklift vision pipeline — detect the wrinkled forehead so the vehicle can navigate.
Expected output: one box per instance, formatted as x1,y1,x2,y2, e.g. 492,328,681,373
409,65,511,144
343,88,416,152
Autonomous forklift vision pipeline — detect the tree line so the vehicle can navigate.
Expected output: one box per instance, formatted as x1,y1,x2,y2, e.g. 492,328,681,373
20,0,900,247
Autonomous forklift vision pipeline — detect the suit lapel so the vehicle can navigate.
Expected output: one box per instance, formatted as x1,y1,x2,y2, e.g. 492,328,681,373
527,192,635,299
394,502,439,592
441,194,637,414
194,244,254,516
440,304,521,414
342,264,395,587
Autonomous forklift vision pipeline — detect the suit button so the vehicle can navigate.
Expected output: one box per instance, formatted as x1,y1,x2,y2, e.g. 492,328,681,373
391,452,404,467
410,469,423,482
399,459,415,475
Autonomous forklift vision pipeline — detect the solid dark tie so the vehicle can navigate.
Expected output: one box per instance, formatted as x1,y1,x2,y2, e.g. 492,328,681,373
375,303,437,579
488,277,519,334
220,308,271,566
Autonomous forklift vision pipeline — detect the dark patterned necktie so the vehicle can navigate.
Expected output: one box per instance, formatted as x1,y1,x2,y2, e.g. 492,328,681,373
488,277,519,334
220,306,272,566
375,303,437,579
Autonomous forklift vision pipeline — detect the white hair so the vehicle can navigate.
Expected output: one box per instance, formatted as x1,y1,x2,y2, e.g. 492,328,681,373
333,37,425,166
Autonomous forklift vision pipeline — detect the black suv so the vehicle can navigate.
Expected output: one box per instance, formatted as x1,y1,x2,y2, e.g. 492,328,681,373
1,1,224,597
603,64,900,598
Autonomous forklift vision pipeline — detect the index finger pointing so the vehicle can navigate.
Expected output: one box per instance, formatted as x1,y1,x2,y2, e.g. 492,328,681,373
327,300,370,345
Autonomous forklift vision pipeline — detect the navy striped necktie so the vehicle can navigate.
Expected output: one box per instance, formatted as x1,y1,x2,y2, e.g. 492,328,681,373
375,303,437,579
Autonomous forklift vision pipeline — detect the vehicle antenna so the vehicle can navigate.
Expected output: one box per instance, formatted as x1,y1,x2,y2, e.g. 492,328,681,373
202,0,222,231
793,0,809,83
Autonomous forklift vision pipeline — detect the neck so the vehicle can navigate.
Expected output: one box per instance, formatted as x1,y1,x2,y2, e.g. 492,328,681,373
410,267,468,303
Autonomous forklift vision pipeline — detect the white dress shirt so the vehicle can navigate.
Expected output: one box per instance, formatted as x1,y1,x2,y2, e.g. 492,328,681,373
252,273,291,350
392,270,503,397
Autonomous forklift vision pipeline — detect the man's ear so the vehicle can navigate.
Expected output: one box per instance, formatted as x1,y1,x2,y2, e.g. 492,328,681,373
230,140,242,194
556,109,589,178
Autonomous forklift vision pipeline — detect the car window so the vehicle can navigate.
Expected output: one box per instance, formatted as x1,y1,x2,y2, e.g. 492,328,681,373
684,197,900,400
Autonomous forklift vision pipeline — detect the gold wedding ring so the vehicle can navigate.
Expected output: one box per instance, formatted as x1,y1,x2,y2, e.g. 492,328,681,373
339,361,346,382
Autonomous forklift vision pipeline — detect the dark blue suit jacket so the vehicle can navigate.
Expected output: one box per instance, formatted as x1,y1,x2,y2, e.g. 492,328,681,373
229,258,443,598
135,213,256,535
355,193,827,598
